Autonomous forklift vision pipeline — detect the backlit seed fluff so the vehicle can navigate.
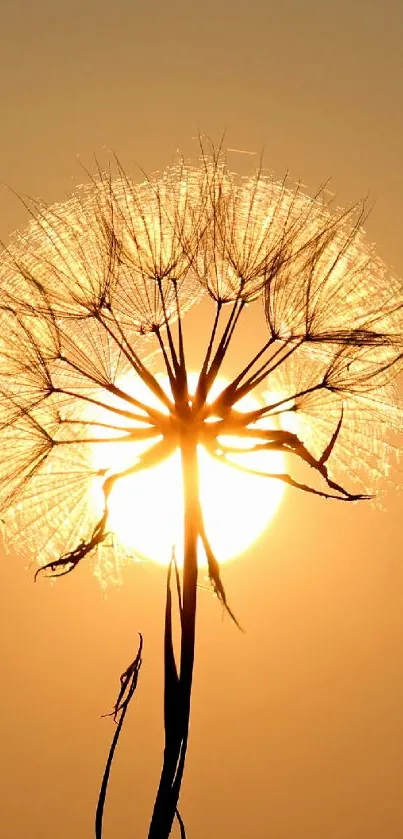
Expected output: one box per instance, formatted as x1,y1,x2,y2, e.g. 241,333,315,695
0,149,402,581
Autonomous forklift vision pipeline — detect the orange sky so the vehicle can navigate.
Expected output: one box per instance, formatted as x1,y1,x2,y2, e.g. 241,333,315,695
0,2,403,838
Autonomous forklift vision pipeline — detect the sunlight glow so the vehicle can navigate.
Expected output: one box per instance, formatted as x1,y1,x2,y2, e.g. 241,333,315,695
91,374,285,567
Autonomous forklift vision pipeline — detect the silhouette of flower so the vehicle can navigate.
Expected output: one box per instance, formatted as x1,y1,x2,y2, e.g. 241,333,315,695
1,146,402,838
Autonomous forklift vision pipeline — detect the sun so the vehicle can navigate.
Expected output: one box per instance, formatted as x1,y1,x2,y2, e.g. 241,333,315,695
90,373,285,567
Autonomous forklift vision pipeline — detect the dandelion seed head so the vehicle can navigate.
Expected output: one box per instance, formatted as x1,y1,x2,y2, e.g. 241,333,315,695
0,148,402,579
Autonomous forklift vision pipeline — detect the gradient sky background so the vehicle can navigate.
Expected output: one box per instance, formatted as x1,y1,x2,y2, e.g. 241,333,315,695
1,2,403,838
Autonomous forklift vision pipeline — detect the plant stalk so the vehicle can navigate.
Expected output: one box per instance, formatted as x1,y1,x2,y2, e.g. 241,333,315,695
147,434,199,839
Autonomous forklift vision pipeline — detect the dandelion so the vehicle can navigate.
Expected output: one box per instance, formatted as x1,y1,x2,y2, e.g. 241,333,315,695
1,145,402,838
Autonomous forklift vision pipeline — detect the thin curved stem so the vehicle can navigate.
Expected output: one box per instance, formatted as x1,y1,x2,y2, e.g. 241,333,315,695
95,635,143,839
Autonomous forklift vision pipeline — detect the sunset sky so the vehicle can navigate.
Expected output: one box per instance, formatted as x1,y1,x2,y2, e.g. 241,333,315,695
1,2,403,838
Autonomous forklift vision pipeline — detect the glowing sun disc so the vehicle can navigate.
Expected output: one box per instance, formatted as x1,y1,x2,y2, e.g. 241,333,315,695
92,374,285,566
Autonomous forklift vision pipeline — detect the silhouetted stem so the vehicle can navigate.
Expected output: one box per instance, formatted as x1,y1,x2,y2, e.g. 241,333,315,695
147,436,199,839
175,436,199,786
95,636,143,839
